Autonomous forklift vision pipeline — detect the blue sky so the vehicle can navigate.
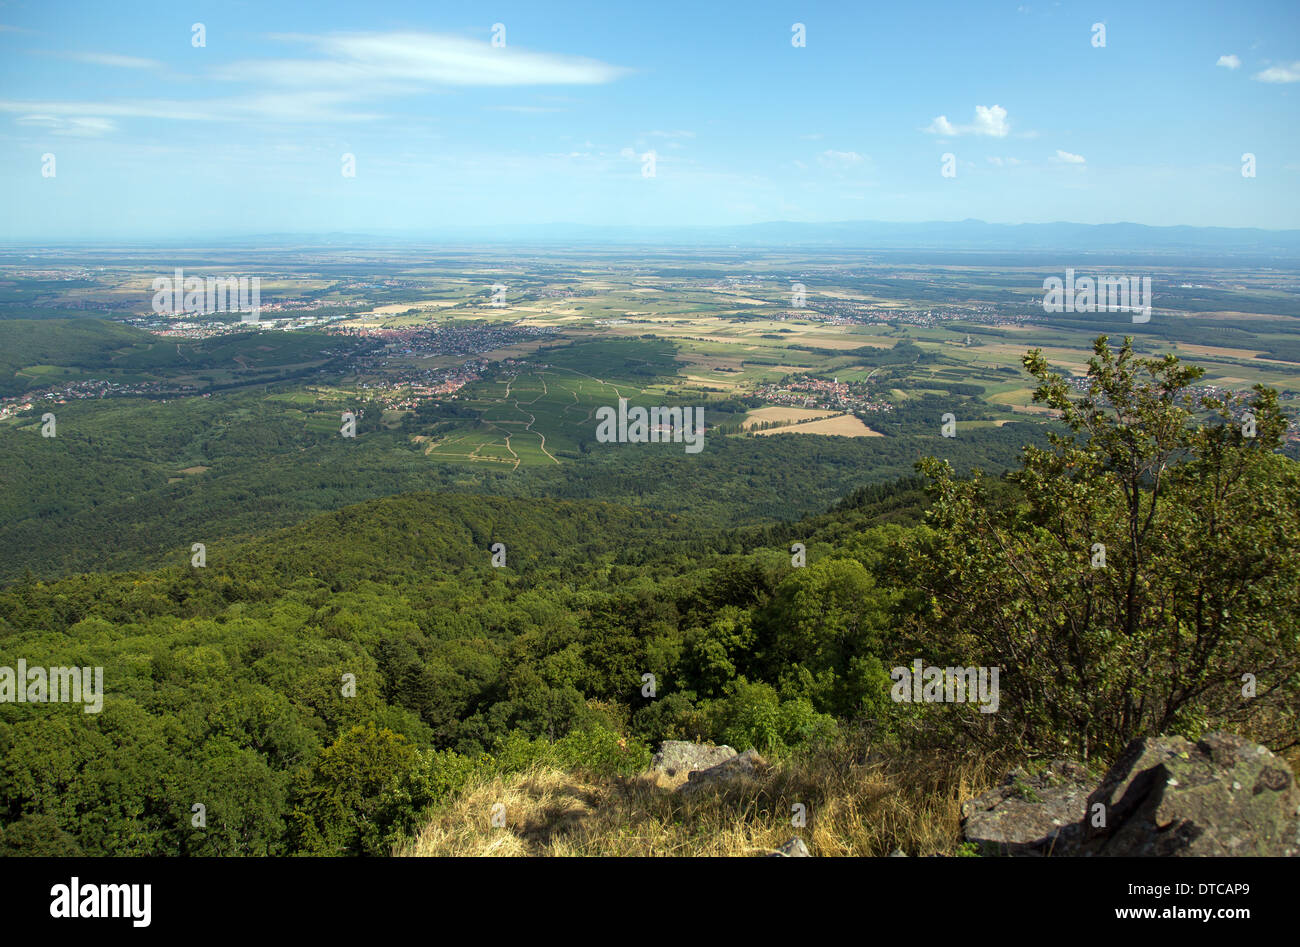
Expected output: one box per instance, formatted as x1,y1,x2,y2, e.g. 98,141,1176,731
1,0,1297,241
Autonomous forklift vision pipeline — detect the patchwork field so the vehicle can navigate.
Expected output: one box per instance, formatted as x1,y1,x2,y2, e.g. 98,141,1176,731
5,248,1299,472
751,414,883,437
743,407,839,428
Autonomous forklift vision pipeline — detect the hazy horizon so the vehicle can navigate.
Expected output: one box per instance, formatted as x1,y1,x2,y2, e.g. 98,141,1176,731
2,0,1299,242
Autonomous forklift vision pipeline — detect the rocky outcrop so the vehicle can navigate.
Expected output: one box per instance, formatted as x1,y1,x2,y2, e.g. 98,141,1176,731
767,838,810,857
1083,731,1299,856
649,741,769,795
961,759,1094,855
962,732,1300,856
680,748,768,795
650,741,737,778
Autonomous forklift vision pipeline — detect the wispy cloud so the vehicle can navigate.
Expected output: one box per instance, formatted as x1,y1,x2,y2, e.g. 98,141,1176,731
1216,54,1241,70
226,31,631,88
1252,61,1300,83
15,114,117,136
59,52,164,69
924,104,1010,137
1052,149,1086,164
817,149,865,169
0,30,631,135
487,105,564,113
0,91,385,126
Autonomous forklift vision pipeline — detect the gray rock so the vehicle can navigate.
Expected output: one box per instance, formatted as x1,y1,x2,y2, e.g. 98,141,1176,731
767,837,810,857
961,732,1300,857
1082,732,1300,857
650,741,737,778
680,748,768,795
961,759,1094,855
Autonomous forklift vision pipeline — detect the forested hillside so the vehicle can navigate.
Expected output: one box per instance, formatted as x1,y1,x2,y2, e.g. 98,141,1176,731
0,485,911,855
0,384,1035,581
1,339,1296,857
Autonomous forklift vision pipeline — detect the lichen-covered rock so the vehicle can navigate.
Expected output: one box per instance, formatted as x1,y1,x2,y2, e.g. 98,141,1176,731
680,748,767,795
1082,732,1300,857
650,741,737,778
961,759,1094,855
961,733,1300,857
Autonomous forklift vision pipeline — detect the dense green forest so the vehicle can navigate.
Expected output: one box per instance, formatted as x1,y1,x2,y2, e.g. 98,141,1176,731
1,337,1295,856
0,384,1035,582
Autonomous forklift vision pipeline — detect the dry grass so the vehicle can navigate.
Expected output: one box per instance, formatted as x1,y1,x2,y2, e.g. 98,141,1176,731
753,415,883,437
397,746,1000,857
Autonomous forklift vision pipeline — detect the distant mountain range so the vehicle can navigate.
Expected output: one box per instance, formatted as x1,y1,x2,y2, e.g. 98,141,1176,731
239,220,1300,254
15,220,1300,255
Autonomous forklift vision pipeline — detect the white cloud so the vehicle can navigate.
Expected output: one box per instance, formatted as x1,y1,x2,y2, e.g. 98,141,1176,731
61,52,163,69
232,31,631,88
1053,149,1086,164
1216,54,1241,70
0,99,212,122
972,105,1010,136
15,114,117,136
0,92,383,125
487,105,563,113
987,156,1022,167
817,149,865,169
924,104,1009,137
1252,61,1300,83
925,115,957,136
1,31,629,133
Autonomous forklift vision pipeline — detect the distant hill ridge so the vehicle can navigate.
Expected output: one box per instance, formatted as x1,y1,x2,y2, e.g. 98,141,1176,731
21,220,1300,254
119,220,1300,255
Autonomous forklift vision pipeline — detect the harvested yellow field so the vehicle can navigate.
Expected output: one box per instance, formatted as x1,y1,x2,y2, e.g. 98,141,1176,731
360,300,459,316
782,334,881,350
753,414,883,437
1173,342,1265,359
743,406,838,428
710,292,770,305
683,374,742,389
982,344,1091,374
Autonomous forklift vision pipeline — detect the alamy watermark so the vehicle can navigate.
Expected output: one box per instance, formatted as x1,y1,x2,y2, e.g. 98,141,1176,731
890,658,1000,714
1,660,103,713
1042,268,1151,323
151,268,260,322
595,397,705,454
50,877,150,927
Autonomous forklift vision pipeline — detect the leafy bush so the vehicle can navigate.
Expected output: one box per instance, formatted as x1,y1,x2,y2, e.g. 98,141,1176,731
900,337,1300,759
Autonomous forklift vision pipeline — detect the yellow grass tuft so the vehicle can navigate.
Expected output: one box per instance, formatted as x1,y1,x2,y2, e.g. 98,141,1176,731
397,746,1000,857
